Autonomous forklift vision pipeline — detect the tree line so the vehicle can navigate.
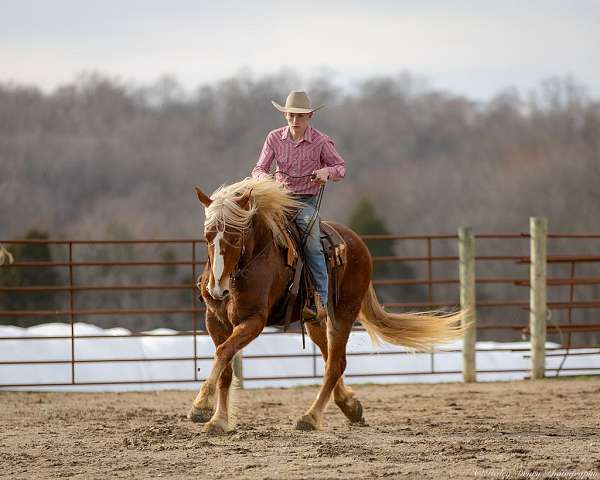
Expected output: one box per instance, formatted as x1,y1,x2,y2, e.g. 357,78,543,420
2,71,599,240
1,71,599,341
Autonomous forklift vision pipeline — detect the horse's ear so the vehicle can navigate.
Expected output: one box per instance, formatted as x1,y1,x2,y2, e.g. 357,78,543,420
194,186,212,207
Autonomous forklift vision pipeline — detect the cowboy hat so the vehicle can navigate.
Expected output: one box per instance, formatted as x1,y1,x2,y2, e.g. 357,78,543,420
271,91,324,114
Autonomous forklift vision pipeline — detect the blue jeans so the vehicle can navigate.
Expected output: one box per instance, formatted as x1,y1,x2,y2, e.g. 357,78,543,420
295,196,328,305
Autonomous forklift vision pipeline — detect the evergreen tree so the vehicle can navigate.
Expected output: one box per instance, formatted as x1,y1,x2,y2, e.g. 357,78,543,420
347,198,394,278
347,198,422,303
0,229,60,327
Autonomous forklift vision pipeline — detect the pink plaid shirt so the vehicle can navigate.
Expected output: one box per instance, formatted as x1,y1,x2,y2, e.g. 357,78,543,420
251,126,346,195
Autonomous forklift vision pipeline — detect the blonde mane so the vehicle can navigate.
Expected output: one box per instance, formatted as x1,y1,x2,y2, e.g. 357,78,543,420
204,177,303,246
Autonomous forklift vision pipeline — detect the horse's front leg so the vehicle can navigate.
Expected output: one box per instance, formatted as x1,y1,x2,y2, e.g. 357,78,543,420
204,314,265,435
189,309,231,423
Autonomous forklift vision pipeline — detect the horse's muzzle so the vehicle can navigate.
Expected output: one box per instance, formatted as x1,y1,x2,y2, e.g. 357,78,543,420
208,288,229,301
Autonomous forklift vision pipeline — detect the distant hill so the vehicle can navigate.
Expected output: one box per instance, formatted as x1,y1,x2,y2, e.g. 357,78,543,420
1,71,599,241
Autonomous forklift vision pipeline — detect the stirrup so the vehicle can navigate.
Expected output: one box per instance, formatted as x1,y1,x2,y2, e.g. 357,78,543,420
302,305,317,320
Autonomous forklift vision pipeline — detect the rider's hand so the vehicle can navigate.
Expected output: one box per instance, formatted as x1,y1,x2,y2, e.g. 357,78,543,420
311,168,329,185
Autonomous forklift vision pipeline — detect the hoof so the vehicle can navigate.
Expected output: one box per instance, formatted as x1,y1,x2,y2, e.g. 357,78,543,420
295,414,319,431
337,398,365,424
204,419,230,436
188,405,213,423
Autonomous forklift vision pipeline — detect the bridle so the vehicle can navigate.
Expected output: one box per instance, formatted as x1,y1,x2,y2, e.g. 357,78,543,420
231,232,276,281
206,219,277,284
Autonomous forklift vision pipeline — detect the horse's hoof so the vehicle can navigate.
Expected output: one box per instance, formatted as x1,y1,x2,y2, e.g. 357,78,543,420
337,398,364,424
188,405,213,423
294,414,319,431
204,419,230,436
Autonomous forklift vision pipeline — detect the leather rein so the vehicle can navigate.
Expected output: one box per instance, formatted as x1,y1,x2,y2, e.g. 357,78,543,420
206,217,279,282
230,229,277,281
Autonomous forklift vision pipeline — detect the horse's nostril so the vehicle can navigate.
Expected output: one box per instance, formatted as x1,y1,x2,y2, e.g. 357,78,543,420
222,289,229,297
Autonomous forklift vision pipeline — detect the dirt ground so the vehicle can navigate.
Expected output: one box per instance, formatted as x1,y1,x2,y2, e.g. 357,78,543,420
1,379,599,480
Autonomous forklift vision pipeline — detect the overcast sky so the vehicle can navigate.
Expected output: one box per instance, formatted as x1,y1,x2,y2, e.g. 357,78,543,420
2,0,599,100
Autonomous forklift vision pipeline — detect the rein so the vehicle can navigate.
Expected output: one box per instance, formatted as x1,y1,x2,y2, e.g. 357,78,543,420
231,230,277,281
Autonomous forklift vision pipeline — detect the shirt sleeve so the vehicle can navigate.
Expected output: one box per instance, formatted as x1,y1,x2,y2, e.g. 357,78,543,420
320,137,346,181
251,133,275,179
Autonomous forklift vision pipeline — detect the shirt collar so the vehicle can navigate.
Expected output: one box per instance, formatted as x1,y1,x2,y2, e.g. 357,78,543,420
281,126,313,143
305,127,313,143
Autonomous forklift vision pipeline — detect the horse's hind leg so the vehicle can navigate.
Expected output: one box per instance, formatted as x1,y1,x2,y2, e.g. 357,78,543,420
333,378,364,424
188,310,231,423
296,316,354,431
303,321,364,427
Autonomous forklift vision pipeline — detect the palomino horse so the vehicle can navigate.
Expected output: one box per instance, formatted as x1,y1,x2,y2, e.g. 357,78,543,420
0,244,14,266
189,177,464,434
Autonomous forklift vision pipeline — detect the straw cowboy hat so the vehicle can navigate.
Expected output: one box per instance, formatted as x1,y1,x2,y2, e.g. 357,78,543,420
271,91,324,114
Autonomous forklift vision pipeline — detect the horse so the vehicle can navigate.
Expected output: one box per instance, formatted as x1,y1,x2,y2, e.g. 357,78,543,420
189,176,464,434
0,244,14,266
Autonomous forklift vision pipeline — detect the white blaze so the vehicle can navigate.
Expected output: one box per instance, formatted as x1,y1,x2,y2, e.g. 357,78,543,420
212,231,225,286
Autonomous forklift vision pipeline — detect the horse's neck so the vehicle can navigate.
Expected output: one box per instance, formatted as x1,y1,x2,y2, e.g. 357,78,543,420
246,216,276,258
234,216,289,312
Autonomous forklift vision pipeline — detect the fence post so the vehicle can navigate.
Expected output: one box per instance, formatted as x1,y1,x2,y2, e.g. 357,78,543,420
233,351,244,389
530,217,548,379
459,227,476,383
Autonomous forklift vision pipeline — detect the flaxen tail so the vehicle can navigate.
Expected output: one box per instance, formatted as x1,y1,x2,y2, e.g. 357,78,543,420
358,282,466,351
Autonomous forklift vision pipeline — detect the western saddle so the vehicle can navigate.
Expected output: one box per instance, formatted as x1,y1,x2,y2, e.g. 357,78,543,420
270,221,347,337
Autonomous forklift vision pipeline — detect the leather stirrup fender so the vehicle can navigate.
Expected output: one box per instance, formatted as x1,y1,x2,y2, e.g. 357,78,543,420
282,256,304,332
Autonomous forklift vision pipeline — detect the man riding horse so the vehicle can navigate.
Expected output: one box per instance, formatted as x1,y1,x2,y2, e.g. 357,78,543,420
251,90,345,324
189,92,464,435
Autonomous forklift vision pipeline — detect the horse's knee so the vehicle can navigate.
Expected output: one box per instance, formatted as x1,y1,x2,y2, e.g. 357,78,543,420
215,343,236,367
